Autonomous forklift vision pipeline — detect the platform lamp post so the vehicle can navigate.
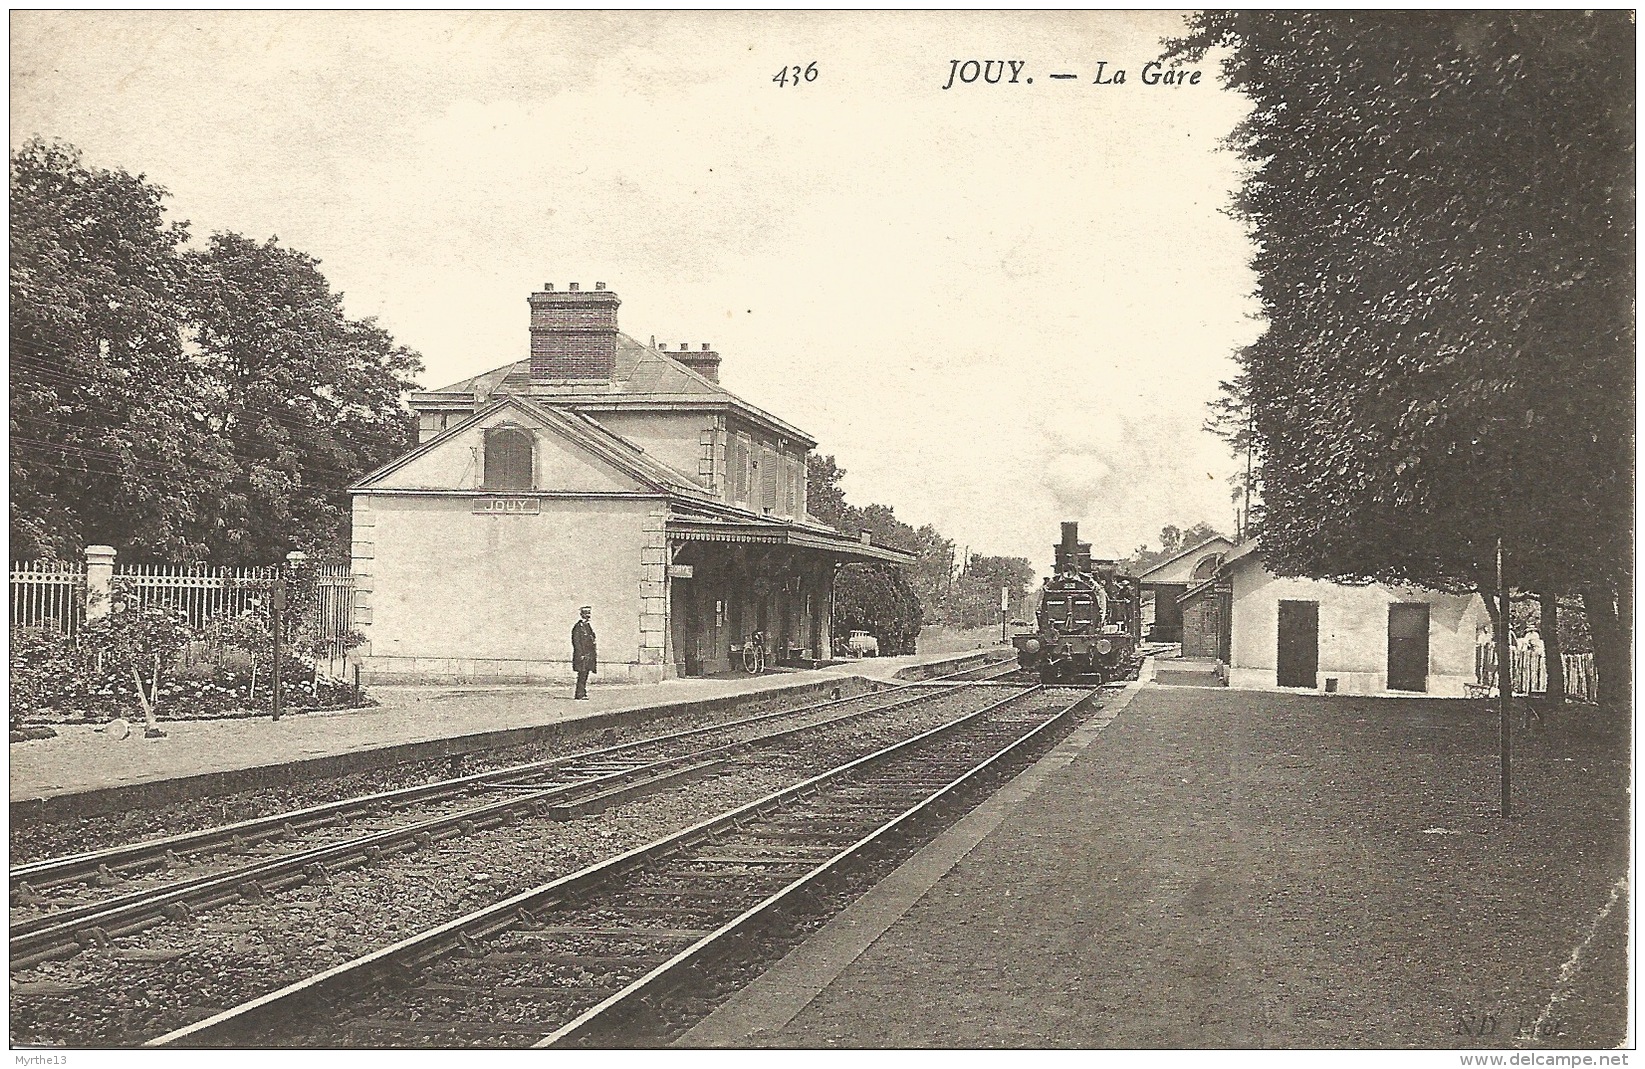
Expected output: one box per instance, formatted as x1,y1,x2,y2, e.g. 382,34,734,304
272,551,308,722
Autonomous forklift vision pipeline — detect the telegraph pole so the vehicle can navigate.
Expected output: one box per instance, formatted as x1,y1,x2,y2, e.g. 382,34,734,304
1496,537,1511,817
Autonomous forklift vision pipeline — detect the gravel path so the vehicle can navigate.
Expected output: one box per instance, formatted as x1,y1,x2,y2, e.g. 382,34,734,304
765,688,1630,1049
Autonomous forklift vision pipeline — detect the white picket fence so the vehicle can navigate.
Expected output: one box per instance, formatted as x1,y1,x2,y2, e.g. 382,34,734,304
1475,643,1597,703
9,559,87,636
115,562,280,625
10,559,358,679
302,565,359,678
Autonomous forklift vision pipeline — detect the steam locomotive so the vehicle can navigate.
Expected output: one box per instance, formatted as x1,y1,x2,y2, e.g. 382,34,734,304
1013,522,1141,684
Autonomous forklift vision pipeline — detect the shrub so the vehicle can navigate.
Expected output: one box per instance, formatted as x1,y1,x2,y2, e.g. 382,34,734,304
9,604,369,729
9,627,81,731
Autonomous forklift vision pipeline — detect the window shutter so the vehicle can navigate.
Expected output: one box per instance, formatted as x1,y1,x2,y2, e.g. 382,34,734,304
761,446,778,512
483,428,533,490
733,435,751,503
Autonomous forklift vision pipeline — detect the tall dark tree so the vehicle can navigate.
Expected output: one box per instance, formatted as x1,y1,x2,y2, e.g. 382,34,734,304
1175,12,1634,707
904,524,957,618
10,139,233,559
805,453,849,527
806,453,928,646
9,138,425,565
832,565,924,656
184,234,422,562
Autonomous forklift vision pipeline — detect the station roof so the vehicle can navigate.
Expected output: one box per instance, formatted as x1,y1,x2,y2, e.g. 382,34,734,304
1135,534,1237,586
668,504,915,565
412,334,817,447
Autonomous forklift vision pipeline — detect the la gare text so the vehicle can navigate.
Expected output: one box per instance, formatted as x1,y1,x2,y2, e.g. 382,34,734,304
940,59,1203,90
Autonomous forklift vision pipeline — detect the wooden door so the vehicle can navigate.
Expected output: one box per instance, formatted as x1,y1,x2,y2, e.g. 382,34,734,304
670,581,696,676
1387,602,1430,692
1276,600,1319,689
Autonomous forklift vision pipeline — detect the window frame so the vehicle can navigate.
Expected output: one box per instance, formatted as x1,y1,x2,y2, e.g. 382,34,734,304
482,425,535,491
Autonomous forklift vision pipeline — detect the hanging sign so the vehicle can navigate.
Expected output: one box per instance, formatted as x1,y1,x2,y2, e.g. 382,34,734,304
668,564,695,579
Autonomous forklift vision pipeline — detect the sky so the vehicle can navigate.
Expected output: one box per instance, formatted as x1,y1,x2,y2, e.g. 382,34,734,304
12,10,1263,570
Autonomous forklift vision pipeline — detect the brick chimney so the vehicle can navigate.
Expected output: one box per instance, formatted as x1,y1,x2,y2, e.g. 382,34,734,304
672,342,721,383
528,282,619,382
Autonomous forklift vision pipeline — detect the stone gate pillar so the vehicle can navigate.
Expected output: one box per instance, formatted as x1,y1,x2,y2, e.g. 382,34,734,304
85,544,116,621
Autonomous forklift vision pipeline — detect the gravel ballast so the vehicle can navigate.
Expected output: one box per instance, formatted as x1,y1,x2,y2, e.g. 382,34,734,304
10,685,1028,1046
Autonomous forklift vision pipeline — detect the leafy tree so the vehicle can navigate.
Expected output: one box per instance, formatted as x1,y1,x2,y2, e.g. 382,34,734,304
1129,522,1226,573
805,453,849,526
10,139,234,560
1174,12,1634,708
9,140,425,565
806,455,1043,633
904,524,957,620
831,565,923,656
806,453,931,646
82,600,195,736
947,553,1036,628
184,233,422,562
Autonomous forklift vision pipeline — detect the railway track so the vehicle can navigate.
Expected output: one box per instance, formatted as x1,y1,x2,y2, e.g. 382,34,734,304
11,663,1017,971
144,682,1093,1048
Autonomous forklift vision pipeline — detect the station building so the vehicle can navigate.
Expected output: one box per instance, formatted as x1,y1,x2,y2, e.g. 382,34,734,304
349,283,911,684
1179,541,1490,696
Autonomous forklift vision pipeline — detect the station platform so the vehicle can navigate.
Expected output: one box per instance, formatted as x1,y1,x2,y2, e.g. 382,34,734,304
9,645,1009,823
681,681,1630,1049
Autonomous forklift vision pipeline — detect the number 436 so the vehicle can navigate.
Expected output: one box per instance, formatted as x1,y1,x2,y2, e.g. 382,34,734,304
773,62,818,87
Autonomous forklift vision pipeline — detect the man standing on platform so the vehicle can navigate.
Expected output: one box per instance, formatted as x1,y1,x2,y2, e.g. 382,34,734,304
572,605,597,700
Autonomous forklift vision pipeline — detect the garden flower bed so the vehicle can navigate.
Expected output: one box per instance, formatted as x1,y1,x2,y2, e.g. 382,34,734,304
10,601,369,740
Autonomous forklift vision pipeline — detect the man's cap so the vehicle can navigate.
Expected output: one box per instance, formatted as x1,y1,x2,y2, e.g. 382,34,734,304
580,605,592,611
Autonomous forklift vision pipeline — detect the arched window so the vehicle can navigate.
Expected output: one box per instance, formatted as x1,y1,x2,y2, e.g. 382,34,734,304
484,427,534,490
1191,553,1224,581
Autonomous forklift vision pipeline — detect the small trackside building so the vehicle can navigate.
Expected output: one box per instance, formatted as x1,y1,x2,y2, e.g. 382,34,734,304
349,282,911,685
1135,535,1235,643
1187,541,1490,697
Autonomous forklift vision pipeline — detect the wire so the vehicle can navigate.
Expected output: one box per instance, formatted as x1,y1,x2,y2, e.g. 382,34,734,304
9,412,370,483
10,436,353,496
8,340,418,426
9,350,413,440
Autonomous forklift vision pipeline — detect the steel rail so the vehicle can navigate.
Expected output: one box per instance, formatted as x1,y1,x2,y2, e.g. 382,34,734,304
11,675,997,967
12,660,1006,895
144,680,1043,1048
538,684,1093,1047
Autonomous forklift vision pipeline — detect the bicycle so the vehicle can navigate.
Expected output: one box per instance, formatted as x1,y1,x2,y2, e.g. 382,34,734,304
739,631,767,674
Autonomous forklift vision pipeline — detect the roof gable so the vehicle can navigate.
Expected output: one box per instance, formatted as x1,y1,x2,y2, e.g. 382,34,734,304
1136,535,1237,585
353,395,708,497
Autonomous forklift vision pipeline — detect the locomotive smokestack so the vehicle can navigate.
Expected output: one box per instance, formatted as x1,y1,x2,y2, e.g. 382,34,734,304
1055,521,1081,574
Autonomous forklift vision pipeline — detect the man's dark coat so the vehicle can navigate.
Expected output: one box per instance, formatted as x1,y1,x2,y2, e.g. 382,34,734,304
572,618,598,673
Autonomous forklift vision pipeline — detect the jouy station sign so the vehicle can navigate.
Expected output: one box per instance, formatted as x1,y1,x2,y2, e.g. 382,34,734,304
473,497,541,515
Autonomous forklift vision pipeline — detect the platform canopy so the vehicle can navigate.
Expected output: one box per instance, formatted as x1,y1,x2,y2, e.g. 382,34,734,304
667,505,913,566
